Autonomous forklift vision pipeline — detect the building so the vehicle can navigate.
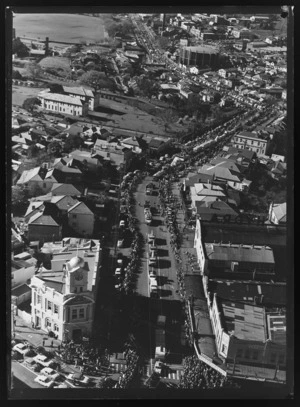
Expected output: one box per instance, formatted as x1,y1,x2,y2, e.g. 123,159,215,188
93,139,133,170
62,86,95,111
27,211,62,243
38,91,89,117
194,200,238,222
231,131,270,156
194,219,275,278
51,183,83,197
268,202,287,225
29,240,101,341
179,45,220,69
208,295,286,379
16,166,52,196
67,201,95,237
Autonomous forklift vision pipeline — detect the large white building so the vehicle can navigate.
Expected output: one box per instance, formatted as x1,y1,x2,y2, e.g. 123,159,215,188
231,131,270,156
29,238,101,342
38,91,89,116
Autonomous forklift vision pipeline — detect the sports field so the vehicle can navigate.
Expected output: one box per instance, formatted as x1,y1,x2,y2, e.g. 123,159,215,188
13,13,106,43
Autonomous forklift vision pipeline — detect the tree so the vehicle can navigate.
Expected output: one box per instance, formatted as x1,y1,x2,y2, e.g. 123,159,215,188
22,97,41,113
12,38,29,57
64,134,84,153
12,70,23,80
27,144,40,159
47,141,62,157
12,186,29,207
26,62,43,80
156,36,171,50
80,70,115,91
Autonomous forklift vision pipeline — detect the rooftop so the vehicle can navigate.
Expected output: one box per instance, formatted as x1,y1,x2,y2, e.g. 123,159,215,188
205,243,275,264
221,299,266,342
39,91,84,106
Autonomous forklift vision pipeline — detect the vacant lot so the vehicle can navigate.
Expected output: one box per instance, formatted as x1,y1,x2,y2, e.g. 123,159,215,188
13,13,106,43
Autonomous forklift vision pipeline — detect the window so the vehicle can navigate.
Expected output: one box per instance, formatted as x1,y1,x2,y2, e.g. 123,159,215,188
54,324,59,332
54,304,59,314
45,318,51,328
37,295,42,305
257,148,259,153
72,309,77,320
79,308,84,318
72,214,77,219
47,301,52,311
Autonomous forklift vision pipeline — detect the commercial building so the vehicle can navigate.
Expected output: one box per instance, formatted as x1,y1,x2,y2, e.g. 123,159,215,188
29,238,101,341
194,219,275,278
231,131,270,156
179,45,220,69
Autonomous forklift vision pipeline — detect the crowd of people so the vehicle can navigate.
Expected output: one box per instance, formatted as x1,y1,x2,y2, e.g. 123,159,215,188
119,172,144,295
179,356,228,389
115,349,140,389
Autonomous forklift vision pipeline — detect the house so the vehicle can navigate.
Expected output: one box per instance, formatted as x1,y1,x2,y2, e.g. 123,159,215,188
16,167,51,196
93,139,133,170
231,131,270,156
24,201,45,223
51,183,83,197
194,219,275,278
27,213,62,243
38,91,89,117
29,238,101,341
200,162,251,191
51,195,79,216
208,295,286,380
268,160,287,180
67,150,102,173
190,183,227,209
268,202,286,225
183,172,214,191
121,136,146,154
67,201,95,237
194,200,238,222
147,137,171,156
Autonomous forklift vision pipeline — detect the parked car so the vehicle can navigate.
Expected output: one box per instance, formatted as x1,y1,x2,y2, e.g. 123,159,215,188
117,238,124,248
119,220,125,227
149,253,157,266
40,367,64,382
67,373,91,386
115,267,122,277
33,354,55,368
117,254,123,266
12,343,29,355
34,375,55,388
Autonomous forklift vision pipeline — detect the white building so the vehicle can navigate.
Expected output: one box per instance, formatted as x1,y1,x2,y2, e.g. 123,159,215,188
231,131,270,156
38,91,89,116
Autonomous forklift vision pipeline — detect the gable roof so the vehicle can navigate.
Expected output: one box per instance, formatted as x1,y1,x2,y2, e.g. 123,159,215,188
63,86,94,98
39,91,84,106
28,213,60,226
68,201,94,215
205,243,275,264
51,183,83,196
194,183,225,197
24,201,45,218
201,165,242,183
17,167,43,184
196,200,238,219
272,202,286,222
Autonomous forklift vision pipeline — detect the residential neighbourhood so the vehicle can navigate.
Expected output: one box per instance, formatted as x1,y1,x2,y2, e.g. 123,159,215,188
9,9,292,398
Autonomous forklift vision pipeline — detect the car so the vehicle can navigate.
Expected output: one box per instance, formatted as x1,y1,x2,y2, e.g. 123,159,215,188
117,238,124,248
148,231,155,243
54,383,68,388
67,373,91,386
34,375,55,388
117,254,123,265
12,343,29,355
115,267,122,277
40,367,63,382
149,253,157,266
119,220,125,227
154,360,164,374
33,354,54,368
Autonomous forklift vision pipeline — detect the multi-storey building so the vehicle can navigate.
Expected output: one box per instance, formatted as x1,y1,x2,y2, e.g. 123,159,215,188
38,91,89,116
231,131,270,156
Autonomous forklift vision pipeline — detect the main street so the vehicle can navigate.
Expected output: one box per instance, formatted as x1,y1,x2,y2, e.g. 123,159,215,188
134,176,181,303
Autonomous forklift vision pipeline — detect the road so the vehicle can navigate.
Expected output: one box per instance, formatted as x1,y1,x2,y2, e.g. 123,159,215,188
11,360,44,389
134,176,181,302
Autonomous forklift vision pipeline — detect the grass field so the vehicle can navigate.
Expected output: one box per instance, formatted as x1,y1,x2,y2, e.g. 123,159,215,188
39,56,72,76
13,13,106,43
12,85,46,107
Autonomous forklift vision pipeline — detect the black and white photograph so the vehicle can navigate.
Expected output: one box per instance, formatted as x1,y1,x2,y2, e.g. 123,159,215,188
5,5,294,400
